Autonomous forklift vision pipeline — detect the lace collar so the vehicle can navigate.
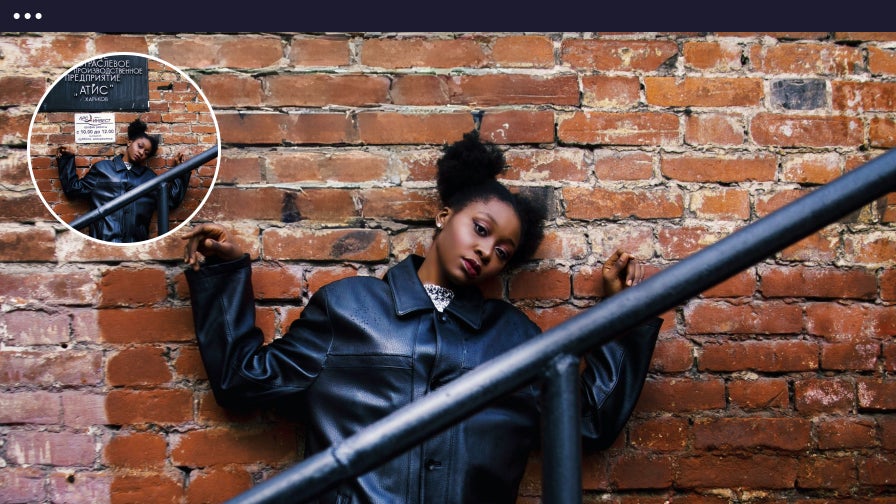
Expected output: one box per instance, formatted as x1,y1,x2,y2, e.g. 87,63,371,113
423,283,454,312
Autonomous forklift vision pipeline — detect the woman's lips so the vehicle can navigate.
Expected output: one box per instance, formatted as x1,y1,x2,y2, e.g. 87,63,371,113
462,258,480,278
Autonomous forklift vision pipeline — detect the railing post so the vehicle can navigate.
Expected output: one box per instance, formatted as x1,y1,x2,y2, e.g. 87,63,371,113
542,353,582,504
157,181,169,235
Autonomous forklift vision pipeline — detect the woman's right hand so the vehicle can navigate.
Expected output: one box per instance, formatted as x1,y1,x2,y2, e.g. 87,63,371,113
182,223,243,271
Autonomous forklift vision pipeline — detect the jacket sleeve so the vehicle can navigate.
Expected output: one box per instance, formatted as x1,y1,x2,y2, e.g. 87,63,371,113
164,169,192,209
185,254,332,409
579,317,661,450
57,152,94,199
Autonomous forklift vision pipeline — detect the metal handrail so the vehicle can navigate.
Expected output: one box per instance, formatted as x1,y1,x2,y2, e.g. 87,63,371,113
67,146,218,233
225,147,896,504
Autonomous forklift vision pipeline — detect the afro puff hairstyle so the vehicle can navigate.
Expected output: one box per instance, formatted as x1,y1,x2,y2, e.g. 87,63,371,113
436,130,547,268
127,118,160,157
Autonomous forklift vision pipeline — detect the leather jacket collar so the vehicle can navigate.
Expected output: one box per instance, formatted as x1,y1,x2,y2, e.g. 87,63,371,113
386,254,484,330
110,154,149,176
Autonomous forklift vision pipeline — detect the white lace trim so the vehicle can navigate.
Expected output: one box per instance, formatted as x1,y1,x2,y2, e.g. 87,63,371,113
423,283,454,312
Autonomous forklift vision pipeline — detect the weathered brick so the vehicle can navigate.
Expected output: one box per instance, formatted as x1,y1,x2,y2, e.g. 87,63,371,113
509,268,570,301
637,378,727,413
110,473,183,504
657,225,728,260
661,153,777,182
677,454,798,488
610,454,674,489
289,36,351,66
7,430,97,466
857,378,896,410
682,40,744,71
186,466,254,504
806,302,896,339
821,341,880,371
106,389,194,425
492,35,554,67
564,187,684,220
699,339,818,372
262,228,389,262
157,35,283,69
694,417,812,451
561,40,679,71
0,349,102,386
797,455,857,490
684,113,746,146
751,113,864,147
99,267,168,307
104,432,168,468
816,416,878,449
266,150,391,184
98,307,195,343
360,37,487,68
195,73,263,108
107,346,173,386
505,148,590,183
629,416,689,451
689,187,751,220
0,467,46,504
264,74,390,107
592,150,654,181
794,378,855,413
447,74,579,106
645,77,763,107
0,391,62,424
171,425,298,466
358,188,440,221
558,111,679,147
582,75,641,108
750,42,863,75
61,391,108,427
685,300,804,335
833,81,896,112
728,378,790,410
760,265,877,299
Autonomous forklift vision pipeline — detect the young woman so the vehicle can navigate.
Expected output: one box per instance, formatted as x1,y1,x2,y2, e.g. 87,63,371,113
56,118,191,243
183,131,660,503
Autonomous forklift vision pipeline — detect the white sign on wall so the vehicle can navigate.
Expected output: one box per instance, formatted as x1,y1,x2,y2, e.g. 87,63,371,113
74,113,116,143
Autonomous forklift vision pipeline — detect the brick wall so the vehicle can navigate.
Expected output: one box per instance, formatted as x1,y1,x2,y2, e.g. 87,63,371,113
1,32,894,503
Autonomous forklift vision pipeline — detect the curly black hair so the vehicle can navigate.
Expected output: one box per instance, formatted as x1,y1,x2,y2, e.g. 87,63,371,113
127,118,160,157
436,130,547,268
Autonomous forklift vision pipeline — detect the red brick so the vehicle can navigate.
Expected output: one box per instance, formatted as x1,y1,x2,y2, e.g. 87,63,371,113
306,265,360,294
637,377,726,413
107,346,173,386
682,40,744,71
821,341,880,371
175,345,208,381
857,378,896,410
0,269,96,305
447,74,580,106
98,307,195,343
689,187,751,220
843,232,896,264
677,454,798,488
833,81,896,112
0,350,102,386
657,225,727,260
157,35,283,69
359,188,441,221
267,150,390,184
781,152,844,184
492,35,554,67
750,42,863,75
582,75,641,108
61,391,108,427
564,186,684,220
391,75,450,105
216,155,264,185
48,471,111,504
661,153,777,182
262,228,389,262
685,300,804,335
509,268,570,301
0,467,46,503
110,473,183,504
104,432,167,468
215,112,288,145
806,302,896,339
728,378,790,410
610,454,674,489
869,46,896,75
561,40,679,71
629,416,689,451
700,269,757,298
760,265,877,299
694,417,811,451
857,454,896,485
0,113,32,147
870,116,896,148
881,416,896,450
2,310,69,345
646,77,763,107
360,37,487,68
195,73,263,107
185,466,254,504
649,336,693,373
250,262,305,299
816,417,878,449
685,113,746,146
591,150,654,181
0,76,47,107
171,425,298,466
99,267,168,307
699,339,818,372
505,148,590,183
521,304,582,332
288,36,350,66
7,430,96,465
0,391,62,424
778,228,840,263
558,111,679,147
797,456,857,490
95,34,149,54
8,34,91,67
264,74,390,107
106,389,194,425
794,378,855,413
751,113,864,148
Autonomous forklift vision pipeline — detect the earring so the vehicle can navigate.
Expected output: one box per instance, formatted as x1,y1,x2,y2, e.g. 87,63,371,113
436,223,442,229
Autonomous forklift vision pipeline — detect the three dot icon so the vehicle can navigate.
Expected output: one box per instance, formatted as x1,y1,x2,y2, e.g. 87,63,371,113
13,12,43,19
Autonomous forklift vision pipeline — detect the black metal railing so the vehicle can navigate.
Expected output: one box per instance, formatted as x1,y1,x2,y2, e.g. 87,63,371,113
224,147,896,504
67,146,218,236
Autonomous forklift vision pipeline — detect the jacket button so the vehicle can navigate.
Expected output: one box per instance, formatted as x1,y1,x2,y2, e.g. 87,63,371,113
424,459,442,471
438,314,448,323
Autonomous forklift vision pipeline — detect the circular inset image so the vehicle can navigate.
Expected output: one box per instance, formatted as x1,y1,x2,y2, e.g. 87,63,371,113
27,52,220,245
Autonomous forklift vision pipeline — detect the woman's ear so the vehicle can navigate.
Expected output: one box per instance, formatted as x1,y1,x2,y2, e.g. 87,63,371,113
435,207,452,230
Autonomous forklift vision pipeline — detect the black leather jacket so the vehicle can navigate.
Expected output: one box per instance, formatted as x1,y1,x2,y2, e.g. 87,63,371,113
57,152,190,242
186,254,660,504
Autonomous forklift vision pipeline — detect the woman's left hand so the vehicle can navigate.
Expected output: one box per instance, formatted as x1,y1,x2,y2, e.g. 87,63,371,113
601,249,644,297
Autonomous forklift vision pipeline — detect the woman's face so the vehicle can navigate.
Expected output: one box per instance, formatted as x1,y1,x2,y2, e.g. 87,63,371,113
427,197,522,288
125,137,153,164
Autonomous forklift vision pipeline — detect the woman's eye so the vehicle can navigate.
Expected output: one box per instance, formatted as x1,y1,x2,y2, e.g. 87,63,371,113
474,223,486,235
495,248,508,260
